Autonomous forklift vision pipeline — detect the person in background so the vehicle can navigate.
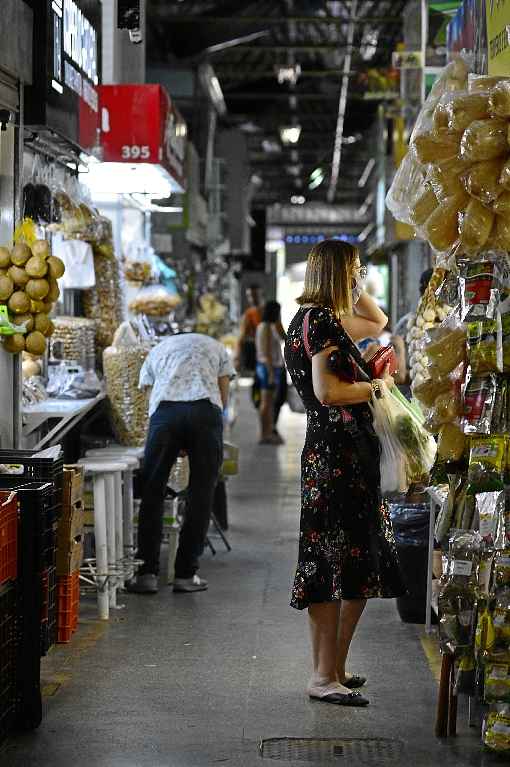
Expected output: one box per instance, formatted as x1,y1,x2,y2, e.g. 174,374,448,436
235,284,263,373
255,300,286,445
127,331,235,595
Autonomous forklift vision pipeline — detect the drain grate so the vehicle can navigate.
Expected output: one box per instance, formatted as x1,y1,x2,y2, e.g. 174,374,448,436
259,737,404,764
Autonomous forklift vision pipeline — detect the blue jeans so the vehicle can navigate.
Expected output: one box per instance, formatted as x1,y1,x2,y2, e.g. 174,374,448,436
256,363,283,390
136,400,223,577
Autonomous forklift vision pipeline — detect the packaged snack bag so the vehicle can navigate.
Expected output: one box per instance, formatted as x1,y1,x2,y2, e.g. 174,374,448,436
485,660,510,704
459,198,495,254
437,421,467,462
476,491,506,548
409,187,439,227
424,194,466,253
429,157,471,202
467,435,505,491
463,374,498,435
483,706,510,753
460,118,508,162
466,316,503,374
461,258,502,321
426,317,467,376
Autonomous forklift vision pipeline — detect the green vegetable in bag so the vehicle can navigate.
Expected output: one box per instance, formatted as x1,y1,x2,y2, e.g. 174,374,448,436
467,436,506,494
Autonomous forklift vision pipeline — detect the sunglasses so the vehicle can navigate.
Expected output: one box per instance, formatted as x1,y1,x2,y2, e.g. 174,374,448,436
355,264,368,280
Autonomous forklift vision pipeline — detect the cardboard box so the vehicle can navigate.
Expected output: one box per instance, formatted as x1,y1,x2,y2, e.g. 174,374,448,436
57,500,84,550
56,538,83,576
63,465,84,508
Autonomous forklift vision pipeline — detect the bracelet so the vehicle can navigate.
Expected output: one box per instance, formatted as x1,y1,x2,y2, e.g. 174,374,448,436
371,380,382,400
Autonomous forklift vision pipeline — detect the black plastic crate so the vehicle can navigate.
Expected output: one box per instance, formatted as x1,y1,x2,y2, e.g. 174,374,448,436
0,450,63,520
0,582,16,743
40,566,56,656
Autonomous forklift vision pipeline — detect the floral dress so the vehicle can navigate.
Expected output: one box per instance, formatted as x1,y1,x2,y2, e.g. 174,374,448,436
284,306,405,610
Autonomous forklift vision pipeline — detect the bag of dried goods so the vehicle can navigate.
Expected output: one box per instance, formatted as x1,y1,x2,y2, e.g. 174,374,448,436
461,158,505,206
128,285,182,317
413,374,453,408
470,74,510,92
460,118,508,162
445,91,490,132
437,421,467,462
413,128,462,165
423,194,467,253
461,257,503,321
493,191,510,215
428,157,470,202
463,373,498,434
483,705,510,753
494,214,510,251
425,316,467,376
409,188,439,227
467,435,505,492
476,491,506,549
501,309,510,373
433,98,449,130
439,530,480,654
466,316,503,374
485,661,510,704
489,80,510,117
102,322,150,446
385,151,428,226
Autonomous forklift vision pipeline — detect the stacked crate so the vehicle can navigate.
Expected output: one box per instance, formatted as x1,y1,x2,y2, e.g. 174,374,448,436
56,466,84,643
0,491,17,742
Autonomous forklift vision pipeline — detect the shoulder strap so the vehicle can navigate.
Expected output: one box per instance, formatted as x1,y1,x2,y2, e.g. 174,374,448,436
302,309,313,360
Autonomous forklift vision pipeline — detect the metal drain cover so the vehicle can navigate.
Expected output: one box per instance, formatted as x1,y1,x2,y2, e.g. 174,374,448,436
259,737,403,764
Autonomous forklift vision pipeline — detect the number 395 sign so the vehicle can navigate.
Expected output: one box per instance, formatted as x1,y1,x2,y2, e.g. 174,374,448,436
98,84,187,192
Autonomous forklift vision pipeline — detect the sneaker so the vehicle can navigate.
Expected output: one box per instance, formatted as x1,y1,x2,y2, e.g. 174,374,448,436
173,575,208,593
125,573,159,594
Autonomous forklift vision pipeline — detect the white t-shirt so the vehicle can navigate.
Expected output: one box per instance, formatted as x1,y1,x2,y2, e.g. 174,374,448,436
139,333,235,416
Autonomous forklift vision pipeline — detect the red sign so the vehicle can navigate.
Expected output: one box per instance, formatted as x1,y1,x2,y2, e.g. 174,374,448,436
97,84,187,191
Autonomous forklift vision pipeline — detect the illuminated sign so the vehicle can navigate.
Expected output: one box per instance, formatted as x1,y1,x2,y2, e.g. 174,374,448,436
26,0,101,149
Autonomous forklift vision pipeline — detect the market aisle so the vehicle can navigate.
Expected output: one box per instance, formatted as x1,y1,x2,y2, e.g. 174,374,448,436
3,393,495,767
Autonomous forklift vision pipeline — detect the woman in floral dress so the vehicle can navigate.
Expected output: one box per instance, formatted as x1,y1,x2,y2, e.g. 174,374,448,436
284,240,405,707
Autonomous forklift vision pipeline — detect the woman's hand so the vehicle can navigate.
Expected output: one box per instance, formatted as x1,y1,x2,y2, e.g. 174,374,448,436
376,362,395,391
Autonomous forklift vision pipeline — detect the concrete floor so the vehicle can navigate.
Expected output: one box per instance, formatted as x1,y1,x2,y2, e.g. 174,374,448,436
2,392,502,766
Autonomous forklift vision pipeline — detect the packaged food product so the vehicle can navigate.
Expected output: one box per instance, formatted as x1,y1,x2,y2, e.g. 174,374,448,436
464,374,499,436
428,157,470,202
489,80,510,117
459,198,495,254
461,257,502,321
493,191,510,215
128,286,182,317
423,194,466,253
494,214,510,250
493,551,510,590
483,706,510,752
494,588,510,644
491,378,508,434
413,374,453,408
485,660,510,703
425,317,467,376
437,421,467,462
432,98,449,131
409,188,439,227
445,91,490,132
467,435,505,492
385,151,428,227
460,119,508,162
432,389,462,425
439,530,480,654
466,316,503,374
83,241,125,350
476,491,506,548
461,158,505,206
412,128,462,165
469,74,510,92
498,157,510,190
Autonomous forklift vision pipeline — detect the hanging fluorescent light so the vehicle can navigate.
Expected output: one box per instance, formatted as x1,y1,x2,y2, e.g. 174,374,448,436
308,167,325,190
81,162,176,198
291,195,306,205
277,64,301,85
199,63,227,116
358,158,376,188
280,126,301,145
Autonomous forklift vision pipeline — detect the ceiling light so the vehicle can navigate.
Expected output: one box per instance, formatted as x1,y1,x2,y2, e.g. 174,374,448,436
308,167,325,190
262,139,281,154
342,134,359,145
358,158,376,188
199,64,227,116
280,126,301,145
291,195,306,205
277,64,301,85
81,162,178,198
360,28,379,62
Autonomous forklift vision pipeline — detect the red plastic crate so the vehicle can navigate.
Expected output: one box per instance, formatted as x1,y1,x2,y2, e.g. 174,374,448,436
56,571,80,643
0,492,17,586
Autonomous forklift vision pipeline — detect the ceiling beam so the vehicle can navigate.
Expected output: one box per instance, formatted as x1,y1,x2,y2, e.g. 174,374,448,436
147,15,402,26
224,91,339,100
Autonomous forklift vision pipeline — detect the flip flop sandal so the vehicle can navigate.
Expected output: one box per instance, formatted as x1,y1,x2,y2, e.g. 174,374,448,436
342,675,367,690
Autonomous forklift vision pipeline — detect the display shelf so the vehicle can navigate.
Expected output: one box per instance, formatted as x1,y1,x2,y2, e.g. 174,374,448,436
22,394,106,450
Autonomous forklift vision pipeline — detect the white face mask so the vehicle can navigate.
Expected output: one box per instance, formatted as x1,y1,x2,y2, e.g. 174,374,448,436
352,277,362,305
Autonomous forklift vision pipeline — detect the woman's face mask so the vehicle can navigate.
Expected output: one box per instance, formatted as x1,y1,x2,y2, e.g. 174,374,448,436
351,263,367,304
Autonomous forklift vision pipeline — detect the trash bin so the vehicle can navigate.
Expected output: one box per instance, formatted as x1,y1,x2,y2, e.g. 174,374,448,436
389,502,430,624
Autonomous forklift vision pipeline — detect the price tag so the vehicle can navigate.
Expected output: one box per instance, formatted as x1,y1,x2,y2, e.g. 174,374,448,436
452,560,473,576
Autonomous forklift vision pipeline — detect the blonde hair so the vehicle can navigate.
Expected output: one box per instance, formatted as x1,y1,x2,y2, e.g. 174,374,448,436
297,239,358,317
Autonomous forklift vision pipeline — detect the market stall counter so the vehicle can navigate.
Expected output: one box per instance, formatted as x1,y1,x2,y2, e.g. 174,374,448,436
22,393,106,450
